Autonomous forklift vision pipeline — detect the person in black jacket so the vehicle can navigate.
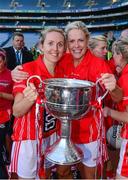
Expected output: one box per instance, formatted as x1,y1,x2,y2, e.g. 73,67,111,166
4,32,33,70
3,32,33,179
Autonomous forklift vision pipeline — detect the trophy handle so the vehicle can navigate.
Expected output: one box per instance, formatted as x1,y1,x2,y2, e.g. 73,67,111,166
26,75,45,106
95,78,109,101
26,75,43,87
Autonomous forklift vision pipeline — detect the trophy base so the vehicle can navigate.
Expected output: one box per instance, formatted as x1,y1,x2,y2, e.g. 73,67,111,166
45,138,83,165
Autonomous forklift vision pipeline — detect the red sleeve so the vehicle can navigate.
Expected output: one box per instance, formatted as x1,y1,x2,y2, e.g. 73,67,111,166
118,75,128,107
13,65,30,96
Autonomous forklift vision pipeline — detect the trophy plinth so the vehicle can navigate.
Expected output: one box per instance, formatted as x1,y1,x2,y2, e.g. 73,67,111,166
43,78,95,165
46,120,83,165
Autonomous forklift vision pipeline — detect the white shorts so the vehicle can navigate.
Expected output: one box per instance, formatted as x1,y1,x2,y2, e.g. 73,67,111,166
117,139,128,178
9,140,37,178
76,140,99,167
43,132,59,168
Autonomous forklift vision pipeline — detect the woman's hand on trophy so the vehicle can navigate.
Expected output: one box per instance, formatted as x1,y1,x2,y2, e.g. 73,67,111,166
11,65,29,82
23,83,38,103
100,73,123,102
100,73,117,92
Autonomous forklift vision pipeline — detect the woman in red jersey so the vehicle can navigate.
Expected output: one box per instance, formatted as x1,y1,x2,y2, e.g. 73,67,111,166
103,38,128,179
89,35,108,60
0,48,13,179
56,21,122,179
88,34,119,179
11,22,122,179
9,27,66,179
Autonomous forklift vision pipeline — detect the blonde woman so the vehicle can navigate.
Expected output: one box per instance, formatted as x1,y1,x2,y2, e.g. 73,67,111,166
89,35,108,59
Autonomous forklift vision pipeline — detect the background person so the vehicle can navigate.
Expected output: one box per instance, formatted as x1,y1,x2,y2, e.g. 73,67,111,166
30,37,44,60
0,48,14,179
4,32,34,179
4,32,33,70
88,35,108,60
88,34,120,178
103,38,128,179
106,31,116,60
120,28,128,39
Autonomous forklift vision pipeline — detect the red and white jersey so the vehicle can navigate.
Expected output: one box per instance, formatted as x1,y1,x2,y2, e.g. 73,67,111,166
0,68,13,124
58,49,112,143
12,55,61,141
117,65,128,139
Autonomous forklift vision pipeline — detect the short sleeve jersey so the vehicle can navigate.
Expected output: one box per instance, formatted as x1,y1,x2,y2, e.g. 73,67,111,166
59,49,112,143
12,55,61,141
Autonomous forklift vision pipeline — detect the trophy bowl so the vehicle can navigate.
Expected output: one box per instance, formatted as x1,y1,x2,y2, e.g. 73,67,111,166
43,78,95,165
44,78,95,120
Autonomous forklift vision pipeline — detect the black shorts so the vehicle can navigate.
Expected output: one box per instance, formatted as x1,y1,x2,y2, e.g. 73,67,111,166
5,115,14,136
0,123,9,165
0,165,8,179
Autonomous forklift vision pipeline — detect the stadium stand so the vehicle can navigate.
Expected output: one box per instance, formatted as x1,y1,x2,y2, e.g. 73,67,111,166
0,0,128,48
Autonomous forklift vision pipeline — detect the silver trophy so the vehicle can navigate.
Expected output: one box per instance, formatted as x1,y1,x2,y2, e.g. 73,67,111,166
27,76,107,165
43,78,95,165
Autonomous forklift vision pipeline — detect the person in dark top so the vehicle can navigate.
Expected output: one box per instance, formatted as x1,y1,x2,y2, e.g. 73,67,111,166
4,32,33,70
